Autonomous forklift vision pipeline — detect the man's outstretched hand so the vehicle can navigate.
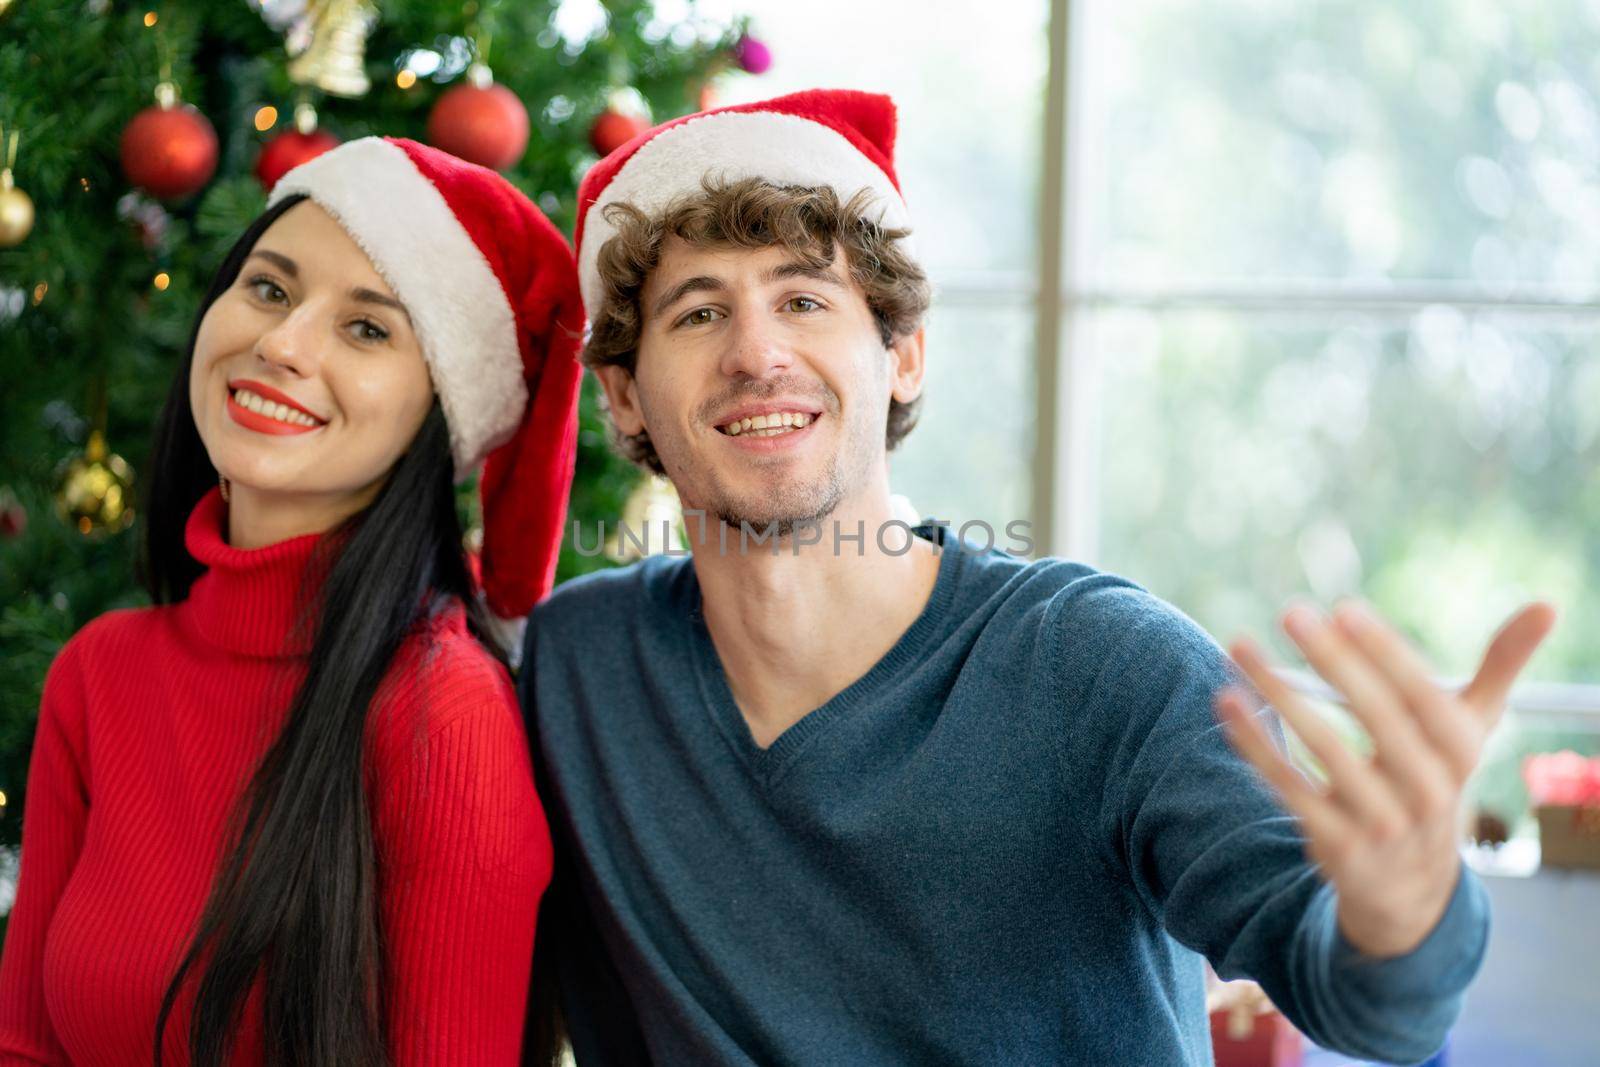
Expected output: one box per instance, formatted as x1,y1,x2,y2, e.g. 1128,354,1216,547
1216,600,1557,958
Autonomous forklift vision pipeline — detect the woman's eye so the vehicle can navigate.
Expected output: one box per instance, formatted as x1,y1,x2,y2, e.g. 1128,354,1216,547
786,297,821,313
350,319,390,343
681,307,723,327
248,277,288,304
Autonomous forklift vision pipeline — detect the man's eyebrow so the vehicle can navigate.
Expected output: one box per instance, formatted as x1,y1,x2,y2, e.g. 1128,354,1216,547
247,249,298,277
651,275,727,320
763,261,848,288
351,287,412,324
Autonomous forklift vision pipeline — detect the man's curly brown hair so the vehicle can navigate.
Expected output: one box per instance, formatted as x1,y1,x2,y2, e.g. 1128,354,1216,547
582,176,933,475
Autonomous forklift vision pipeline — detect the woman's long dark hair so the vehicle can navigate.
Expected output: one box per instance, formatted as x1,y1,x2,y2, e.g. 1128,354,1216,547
142,195,503,1066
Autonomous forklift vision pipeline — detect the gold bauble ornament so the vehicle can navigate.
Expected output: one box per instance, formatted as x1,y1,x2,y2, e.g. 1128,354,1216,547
0,127,31,247
54,430,136,537
0,0,16,21
0,180,31,247
286,0,378,98
606,475,686,562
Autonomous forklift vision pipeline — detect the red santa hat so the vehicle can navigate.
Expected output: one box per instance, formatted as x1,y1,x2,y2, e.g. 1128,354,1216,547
267,136,584,628
574,88,913,320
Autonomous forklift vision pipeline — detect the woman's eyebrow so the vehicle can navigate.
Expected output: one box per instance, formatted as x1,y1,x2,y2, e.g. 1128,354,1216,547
351,287,412,325
247,249,298,276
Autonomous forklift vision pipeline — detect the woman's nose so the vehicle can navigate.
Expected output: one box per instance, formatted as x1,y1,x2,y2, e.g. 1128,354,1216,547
253,308,319,378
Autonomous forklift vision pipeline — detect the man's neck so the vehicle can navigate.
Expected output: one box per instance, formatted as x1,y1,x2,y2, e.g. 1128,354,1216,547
688,490,943,749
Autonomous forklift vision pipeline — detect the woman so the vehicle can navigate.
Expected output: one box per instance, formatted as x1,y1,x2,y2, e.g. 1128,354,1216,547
0,137,584,1064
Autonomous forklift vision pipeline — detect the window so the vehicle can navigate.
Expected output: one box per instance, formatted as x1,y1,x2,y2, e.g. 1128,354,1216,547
1072,0,1600,680
1060,0,1600,825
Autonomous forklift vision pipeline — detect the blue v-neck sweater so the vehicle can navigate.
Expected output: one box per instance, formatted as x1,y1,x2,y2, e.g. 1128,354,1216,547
523,527,1486,1066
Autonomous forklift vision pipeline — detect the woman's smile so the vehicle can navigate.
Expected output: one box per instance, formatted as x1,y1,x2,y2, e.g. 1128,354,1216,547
226,379,327,435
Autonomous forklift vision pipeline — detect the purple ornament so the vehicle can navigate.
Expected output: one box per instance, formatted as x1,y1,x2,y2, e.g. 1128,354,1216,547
735,35,772,75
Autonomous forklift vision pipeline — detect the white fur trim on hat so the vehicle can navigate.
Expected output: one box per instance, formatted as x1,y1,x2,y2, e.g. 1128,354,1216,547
577,110,912,319
267,138,527,479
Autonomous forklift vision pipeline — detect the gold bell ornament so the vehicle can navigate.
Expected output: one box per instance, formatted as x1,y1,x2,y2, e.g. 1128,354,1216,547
286,0,379,98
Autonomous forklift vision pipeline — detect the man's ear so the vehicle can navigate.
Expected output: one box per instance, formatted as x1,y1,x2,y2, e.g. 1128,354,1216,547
888,327,927,404
595,364,645,436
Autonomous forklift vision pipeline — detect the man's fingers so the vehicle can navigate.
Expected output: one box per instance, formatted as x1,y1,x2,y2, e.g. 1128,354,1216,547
1460,603,1558,718
1329,600,1481,782
1216,688,1351,844
1226,641,1410,837
1281,604,1456,812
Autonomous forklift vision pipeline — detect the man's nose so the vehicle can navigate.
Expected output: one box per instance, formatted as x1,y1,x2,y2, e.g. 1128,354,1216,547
719,311,794,380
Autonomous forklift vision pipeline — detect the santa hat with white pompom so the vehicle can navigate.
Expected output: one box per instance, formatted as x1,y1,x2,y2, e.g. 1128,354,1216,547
268,136,584,641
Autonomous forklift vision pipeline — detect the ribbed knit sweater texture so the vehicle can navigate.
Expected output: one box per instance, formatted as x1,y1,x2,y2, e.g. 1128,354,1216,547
0,488,551,1065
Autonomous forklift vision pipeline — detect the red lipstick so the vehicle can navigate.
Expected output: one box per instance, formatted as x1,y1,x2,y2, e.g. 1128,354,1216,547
225,379,326,436
228,379,324,420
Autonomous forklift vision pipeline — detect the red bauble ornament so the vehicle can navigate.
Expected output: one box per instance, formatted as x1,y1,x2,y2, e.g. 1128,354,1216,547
255,128,341,191
0,500,25,540
427,81,530,170
120,104,219,201
589,109,650,157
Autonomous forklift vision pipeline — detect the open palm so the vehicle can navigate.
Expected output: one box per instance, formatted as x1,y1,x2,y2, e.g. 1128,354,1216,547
1216,599,1557,957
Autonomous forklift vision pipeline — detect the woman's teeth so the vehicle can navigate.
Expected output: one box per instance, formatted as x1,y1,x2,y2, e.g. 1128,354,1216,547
233,388,321,427
723,411,814,437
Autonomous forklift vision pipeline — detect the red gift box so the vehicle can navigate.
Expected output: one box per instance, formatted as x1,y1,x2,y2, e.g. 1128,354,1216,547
1534,804,1600,871
1523,752,1600,871
1209,1005,1304,1067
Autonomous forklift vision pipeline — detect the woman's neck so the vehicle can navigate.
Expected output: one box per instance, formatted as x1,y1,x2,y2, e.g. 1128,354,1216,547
181,487,329,657
226,482,379,548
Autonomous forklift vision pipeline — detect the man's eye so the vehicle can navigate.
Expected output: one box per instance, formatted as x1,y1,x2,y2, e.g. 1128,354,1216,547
786,297,821,313
681,307,722,326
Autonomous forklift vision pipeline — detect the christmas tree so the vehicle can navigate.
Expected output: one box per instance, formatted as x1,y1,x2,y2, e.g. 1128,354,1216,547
0,0,763,894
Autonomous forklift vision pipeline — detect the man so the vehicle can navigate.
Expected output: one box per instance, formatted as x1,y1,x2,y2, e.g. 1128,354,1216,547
522,89,1555,1065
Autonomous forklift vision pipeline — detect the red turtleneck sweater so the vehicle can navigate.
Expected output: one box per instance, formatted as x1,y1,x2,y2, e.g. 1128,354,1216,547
0,490,551,1065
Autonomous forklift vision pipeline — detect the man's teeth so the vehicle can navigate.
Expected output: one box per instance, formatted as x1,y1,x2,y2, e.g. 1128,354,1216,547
233,388,321,427
723,411,814,437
